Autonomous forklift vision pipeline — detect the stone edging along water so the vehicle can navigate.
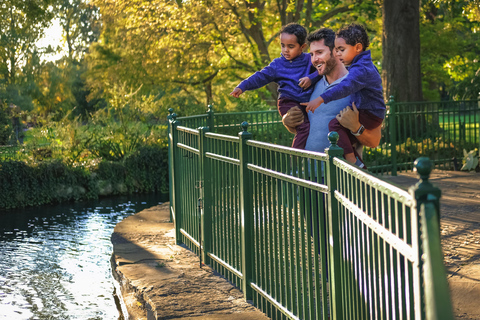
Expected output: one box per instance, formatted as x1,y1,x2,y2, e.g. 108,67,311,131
110,203,269,320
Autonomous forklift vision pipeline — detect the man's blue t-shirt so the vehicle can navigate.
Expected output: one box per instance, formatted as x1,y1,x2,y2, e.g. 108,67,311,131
305,75,351,154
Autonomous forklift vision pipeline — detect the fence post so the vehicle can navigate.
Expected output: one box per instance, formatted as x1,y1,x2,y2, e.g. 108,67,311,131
168,112,183,244
167,108,174,222
324,131,344,320
207,104,215,132
409,157,443,320
198,126,212,266
388,96,398,176
239,121,254,300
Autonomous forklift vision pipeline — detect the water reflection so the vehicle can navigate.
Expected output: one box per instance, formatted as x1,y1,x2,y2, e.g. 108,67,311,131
0,193,165,320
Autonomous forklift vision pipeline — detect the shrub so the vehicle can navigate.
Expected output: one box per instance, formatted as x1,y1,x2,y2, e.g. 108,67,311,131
0,144,169,210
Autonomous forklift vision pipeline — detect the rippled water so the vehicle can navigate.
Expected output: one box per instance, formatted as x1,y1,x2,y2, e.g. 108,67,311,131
0,193,165,320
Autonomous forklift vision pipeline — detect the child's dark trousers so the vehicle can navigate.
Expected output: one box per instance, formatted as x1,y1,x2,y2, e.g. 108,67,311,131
278,98,310,149
328,109,383,155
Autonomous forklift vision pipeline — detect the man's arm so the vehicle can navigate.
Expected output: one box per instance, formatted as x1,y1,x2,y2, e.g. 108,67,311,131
335,103,382,148
281,106,304,134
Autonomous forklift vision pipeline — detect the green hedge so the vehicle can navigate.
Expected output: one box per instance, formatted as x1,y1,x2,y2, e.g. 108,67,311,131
0,145,168,210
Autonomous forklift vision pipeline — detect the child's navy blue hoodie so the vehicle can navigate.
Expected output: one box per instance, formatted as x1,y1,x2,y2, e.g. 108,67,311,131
237,53,319,103
320,50,386,119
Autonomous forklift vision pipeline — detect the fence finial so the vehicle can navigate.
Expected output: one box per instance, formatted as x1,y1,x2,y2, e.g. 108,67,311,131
167,108,174,120
171,113,177,121
207,104,214,112
241,121,249,132
388,95,395,104
410,157,441,205
414,157,432,185
328,131,340,146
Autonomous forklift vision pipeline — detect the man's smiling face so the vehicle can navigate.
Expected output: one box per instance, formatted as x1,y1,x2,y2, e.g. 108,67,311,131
309,39,337,76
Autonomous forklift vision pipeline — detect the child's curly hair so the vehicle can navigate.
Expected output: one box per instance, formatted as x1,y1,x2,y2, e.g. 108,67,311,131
336,24,369,51
280,23,308,46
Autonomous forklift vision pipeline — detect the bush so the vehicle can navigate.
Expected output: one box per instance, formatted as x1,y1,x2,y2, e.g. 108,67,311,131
0,144,169,210
123,145,169,193
0,160,97,209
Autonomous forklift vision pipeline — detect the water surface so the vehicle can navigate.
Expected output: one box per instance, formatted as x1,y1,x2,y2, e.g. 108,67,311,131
0,193,165,320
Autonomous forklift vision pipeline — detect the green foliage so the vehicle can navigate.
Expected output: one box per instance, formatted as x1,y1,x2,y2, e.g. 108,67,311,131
0,103,13,144
87,0,380,112
420,0,480,100
230,92,275,112
123,145,169,193
0,144,169,209
0,160,97,209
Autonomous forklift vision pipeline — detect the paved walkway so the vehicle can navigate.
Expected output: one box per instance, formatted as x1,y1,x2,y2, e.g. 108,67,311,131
384,169,480,320
111,203,269,320
111,170,480,320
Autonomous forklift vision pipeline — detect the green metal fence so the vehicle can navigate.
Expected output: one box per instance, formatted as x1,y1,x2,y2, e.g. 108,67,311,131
168,111,454,320
169,99,480,175
366,98,480,174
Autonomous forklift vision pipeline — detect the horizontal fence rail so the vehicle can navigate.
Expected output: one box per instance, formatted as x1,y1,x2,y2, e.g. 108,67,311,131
169,110,454,320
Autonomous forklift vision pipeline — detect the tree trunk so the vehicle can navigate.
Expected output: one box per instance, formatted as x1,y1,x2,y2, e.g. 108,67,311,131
382,0,423,102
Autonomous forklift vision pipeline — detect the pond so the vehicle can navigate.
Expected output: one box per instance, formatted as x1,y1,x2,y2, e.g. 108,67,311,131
0,193,166,320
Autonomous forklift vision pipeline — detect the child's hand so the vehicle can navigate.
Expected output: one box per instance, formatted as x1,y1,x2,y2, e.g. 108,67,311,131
298,77,311,89
301,96,324,113
230,87,243,98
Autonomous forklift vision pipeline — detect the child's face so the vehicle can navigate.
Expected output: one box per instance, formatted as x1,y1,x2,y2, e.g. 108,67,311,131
334,37,362,66
280,33,306,60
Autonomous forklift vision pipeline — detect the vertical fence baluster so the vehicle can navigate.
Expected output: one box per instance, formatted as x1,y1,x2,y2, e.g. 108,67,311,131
169,113,183,243
388,96,398,176
198,127,212,266
207,104,215,132
239,122,254,300
167,108,174,223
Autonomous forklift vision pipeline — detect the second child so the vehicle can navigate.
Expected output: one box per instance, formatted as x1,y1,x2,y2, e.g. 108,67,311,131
230,23,319,149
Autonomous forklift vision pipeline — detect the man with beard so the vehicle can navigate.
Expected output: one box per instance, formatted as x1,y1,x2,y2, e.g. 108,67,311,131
282,28,382,162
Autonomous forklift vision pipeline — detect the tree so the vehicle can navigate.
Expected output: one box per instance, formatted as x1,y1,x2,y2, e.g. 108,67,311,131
0,0,58,112
56,0,100,61
420,0,480,100
382,0,423,102
87,0,380,110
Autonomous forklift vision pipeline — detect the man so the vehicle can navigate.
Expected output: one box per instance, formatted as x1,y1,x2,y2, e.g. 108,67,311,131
283,28,381,162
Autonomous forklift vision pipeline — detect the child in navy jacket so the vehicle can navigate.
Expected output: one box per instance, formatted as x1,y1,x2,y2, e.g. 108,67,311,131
303,24,385,165
230,23,319,149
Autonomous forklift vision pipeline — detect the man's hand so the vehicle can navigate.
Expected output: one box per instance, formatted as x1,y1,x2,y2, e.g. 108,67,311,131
282,106,304,134
301,96,324,113
298,77,311,89
335,102,361,132
336,102,382,148
230,87,243,98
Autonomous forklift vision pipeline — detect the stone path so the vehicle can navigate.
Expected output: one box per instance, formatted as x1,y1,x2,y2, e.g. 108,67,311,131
383,169,480,320
111,203,269,320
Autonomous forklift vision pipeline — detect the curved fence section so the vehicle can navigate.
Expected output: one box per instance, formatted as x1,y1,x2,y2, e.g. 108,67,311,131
168,112,454,320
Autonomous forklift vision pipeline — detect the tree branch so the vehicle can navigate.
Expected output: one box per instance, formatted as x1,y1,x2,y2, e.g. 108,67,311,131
212,22,257,72
312,5,355,29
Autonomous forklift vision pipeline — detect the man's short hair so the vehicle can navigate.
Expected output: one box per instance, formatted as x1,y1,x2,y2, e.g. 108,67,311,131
306,28,336,52
280,23,308,46
336,23,370,50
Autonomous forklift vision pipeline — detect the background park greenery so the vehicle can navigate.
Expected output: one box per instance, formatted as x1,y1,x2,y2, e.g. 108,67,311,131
0,0,479,208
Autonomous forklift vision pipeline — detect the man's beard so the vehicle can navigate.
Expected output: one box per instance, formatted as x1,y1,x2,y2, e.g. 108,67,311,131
318,53,337,76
